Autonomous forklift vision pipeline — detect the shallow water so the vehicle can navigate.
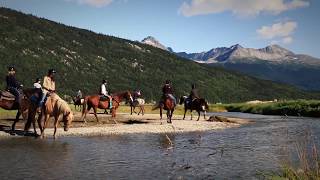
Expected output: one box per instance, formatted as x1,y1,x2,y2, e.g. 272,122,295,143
1,112,320,179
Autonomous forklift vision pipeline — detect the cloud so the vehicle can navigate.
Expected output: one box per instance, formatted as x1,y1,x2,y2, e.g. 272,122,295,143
282,36,293,44
67,0,113,7
257,21,297,44
179,0,309,17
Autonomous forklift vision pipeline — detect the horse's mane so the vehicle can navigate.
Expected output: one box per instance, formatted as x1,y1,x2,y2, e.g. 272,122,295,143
111,91,129,96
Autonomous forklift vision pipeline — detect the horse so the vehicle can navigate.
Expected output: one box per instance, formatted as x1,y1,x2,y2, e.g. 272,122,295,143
80,91,133,123
72,96,84,111
153,95,176,123
130,98,145,116
39,93,74,138
0,88,42,134
179,96,209,121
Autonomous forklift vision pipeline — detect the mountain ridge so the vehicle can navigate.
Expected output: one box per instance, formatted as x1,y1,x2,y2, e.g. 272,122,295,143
0,7,318,102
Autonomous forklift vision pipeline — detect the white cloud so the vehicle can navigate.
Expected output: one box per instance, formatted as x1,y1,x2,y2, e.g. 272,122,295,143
67,0,113,7
257,21,297,44
257,21,297,39
179,0,309,17
282,36,293,44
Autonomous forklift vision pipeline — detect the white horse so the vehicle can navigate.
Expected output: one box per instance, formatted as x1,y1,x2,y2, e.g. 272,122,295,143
130,98,145,116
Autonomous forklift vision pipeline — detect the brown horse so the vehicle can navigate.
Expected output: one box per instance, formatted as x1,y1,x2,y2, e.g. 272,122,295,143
80,91,133,123
0,88,41,134
156,96,176,123
179,96,209,121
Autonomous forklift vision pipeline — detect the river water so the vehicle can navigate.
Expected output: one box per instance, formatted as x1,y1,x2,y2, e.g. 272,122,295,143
0,112,320,179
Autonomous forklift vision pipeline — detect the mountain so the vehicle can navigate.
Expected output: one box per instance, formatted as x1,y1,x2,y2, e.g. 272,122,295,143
141,36,173,52
176,44,320,90
0,7,318,103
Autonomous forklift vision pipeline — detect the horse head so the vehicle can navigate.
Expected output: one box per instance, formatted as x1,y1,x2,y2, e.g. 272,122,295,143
199,98,209,111
63,111,74,131
125,91,133,103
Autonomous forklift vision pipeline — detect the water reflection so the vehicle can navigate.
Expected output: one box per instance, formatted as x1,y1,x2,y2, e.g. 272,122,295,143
1,113,320,179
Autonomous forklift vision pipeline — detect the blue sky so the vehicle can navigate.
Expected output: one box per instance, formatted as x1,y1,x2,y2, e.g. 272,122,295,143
1,0,319,57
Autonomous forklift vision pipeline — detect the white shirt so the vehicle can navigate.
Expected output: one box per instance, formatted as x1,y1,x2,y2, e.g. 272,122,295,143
101,84,108,96
33,82,42,89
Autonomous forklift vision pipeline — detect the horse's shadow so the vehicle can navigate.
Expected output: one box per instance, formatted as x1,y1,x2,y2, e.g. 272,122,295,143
0,124,38,137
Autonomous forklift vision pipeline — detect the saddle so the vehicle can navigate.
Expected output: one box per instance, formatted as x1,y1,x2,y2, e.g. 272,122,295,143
0,91,16,101
99,95,110,102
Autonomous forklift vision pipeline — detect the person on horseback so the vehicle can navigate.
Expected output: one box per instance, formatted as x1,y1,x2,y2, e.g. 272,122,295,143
189,84,200,100
133,90,141,101
39,69,56,107
76,90,82,99
100,79,112,109
161,80,176,105
6,66,23,103
33,78,42,89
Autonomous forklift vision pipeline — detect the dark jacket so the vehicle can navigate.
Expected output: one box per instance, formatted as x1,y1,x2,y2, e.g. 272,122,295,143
6,74,21,89
162,84,173,95
189,88,200,100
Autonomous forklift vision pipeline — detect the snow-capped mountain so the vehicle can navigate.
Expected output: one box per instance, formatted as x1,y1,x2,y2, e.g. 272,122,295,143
141,36,173,52
176,44,320,65
140,36,320,90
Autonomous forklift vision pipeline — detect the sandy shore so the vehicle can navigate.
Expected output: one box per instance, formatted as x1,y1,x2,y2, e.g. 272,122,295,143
0,112,249,138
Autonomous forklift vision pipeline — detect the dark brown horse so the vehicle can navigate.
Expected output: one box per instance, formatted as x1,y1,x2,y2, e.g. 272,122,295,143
0,88,42,134
179,96,209,121
155,96,176,123
80,91,133,123
72,97,84,111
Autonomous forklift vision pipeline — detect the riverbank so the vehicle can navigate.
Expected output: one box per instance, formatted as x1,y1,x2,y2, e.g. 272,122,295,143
212,99,320,117
0,112,249,138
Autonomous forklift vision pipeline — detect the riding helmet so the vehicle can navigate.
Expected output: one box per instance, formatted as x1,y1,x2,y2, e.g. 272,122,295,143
8,66,15,71
48,69,56,74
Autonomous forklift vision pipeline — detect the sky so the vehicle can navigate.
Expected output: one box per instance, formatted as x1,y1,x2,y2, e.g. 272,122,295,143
1,0,319,58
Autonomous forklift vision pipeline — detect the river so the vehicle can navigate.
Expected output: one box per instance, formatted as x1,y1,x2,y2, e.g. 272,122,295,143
0,112,319,179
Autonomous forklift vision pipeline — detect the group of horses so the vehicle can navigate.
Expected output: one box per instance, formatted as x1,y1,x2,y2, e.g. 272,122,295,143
0,88,209,138
73,91,209,123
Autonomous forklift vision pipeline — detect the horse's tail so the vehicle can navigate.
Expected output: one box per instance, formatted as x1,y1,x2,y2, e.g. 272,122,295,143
152,103,160,110
81,97,88,115
179,96,186,105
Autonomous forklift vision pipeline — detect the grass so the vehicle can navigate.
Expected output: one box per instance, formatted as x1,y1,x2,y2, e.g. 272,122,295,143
217,99,320,117
265,131,320,180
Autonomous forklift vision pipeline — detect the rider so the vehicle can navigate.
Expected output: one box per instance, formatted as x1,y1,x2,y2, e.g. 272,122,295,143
133,90,141,101
100,79,112,109
33,78,42,89
189,84,200,101
76,90,83,99
6,66,22,103
162,80,176,105
39,69,56,107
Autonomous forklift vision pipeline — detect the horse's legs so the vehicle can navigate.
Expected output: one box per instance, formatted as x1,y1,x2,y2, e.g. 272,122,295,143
141,106,145,116
197,110,200,121
41,114,50,138
130,105,133,115
11,110,21,132
93,107,99,123
37,111,43,133
81,105,90,123
190,110,193,120
53,117,59,139
183,107,187,120
204,111,206,120
160,106,163,120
